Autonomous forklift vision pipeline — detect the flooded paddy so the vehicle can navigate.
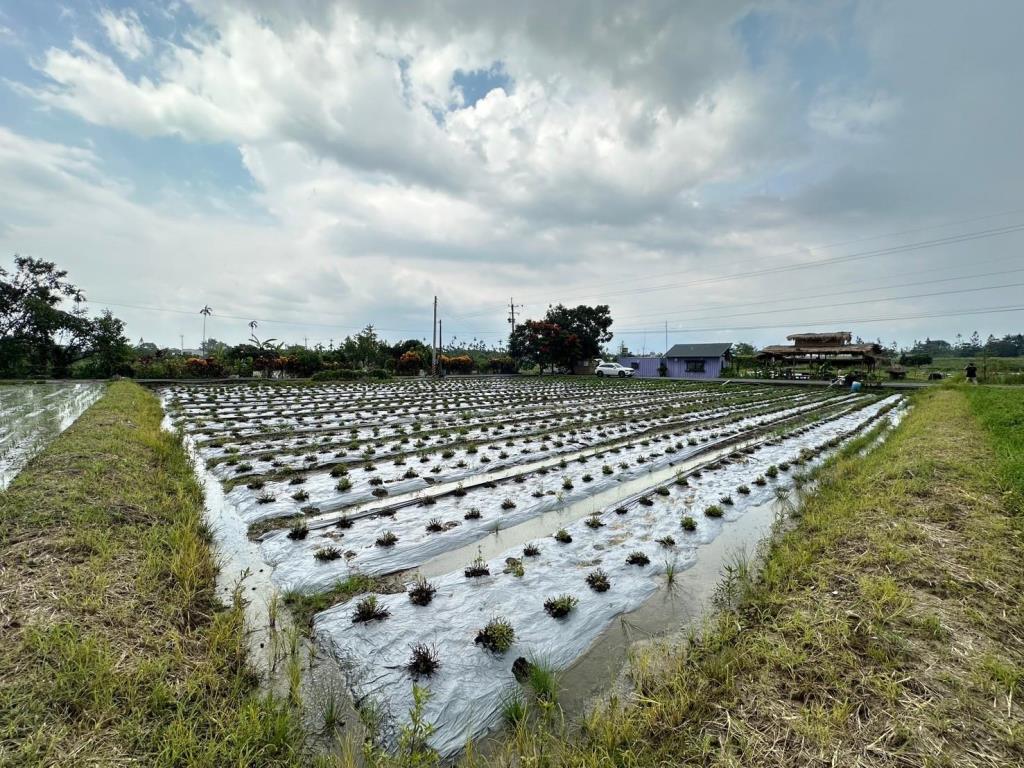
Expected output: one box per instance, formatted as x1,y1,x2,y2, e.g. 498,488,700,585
162,377,906,757
0,382,104,489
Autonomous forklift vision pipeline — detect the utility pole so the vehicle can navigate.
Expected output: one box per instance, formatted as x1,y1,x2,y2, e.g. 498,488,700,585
431,295,438,376
179,334,184,354
438,319,443,377
507,297,523,335
304,336,308,349
664,321,668,355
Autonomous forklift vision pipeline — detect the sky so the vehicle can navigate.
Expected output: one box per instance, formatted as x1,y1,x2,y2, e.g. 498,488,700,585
0,0,1022,353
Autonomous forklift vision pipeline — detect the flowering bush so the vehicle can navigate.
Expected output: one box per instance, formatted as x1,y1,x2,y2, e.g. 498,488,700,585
184,357,226,378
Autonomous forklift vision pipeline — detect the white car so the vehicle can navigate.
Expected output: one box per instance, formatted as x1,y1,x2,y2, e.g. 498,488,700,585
595,362,635,378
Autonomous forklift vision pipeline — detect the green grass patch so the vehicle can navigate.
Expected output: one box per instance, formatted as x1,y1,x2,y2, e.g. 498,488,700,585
0,382,305,766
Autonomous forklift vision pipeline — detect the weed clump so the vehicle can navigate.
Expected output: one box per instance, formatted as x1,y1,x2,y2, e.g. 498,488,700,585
626,551,650,566
656,535,676,547
476,617,516,653
336,514,352,529
585,514,604,529
638,495,654,507
553,528,572,544
291,490,310,502
753,476,767,486
704,504,724,518
287,520,309,540
256,492,276,504
407,643,440,678
655,486,670,496
523,543,541,557
719,495,734,506
425,518,445,533
335,477,352,492
501,498,516,510
408,575,437,606
543,594,579,619
586,569,611,592
737,484,751,495
765,465,779,478
681,515,697,531
464,507,482,520
352,595,390,623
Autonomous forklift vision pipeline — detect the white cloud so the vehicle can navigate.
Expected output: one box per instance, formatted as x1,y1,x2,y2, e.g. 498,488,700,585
96,7,152,60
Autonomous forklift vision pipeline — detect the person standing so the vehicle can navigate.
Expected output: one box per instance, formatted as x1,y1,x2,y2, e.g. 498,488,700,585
965,361,978,385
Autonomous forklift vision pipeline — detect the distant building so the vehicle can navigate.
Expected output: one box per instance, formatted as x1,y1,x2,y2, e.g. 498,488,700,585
758,332,888,369
617,343,733,379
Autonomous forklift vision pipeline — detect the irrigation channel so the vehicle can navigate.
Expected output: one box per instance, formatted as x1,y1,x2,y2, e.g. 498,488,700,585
162,378,909,757
0,382,104,489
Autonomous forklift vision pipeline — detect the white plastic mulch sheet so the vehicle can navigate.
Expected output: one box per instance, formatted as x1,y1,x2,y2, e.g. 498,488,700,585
0,382,103,489
261,394,853,593
231,392,814,526
313,395,903,755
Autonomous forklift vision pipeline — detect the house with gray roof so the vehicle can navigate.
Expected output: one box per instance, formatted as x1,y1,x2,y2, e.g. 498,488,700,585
617,342,732,379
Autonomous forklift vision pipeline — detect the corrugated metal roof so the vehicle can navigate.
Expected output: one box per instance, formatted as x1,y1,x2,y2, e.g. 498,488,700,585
665,343,732,358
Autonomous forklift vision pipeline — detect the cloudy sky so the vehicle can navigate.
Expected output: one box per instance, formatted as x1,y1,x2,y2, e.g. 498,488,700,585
1,0,1022,352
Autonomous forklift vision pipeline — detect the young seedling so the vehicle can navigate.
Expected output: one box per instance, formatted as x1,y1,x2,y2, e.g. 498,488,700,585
614,505,628,515
503,557,525,577
523,543,541,557
291,489,310,502
654,486,670,496
765,465,779,478
501,498,516,510
407,643,440,678
464,553,490,578
352,595,390,623
330,465,349,478
719,495,734,506
256,492,276,504
737,484,751,495
681,515,697,531
586,569,611,592
408,575,437,606
704,504,724,518
425,518,445,533
464,507,482,520
336,477,352,492
314,546,342,562
376,530,398,547
656,535,676,548
602,464,614,475
584,514,604,529
626,551,650,566
287,520,309,540
753,476,767,486
475,617,516,653
543,594,579,619
553,529,572,544
247,479,265,490
638,495,654,507
562,477,574,490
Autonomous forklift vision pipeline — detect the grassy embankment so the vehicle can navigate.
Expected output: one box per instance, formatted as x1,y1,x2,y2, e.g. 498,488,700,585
458,386,1023,768
0,381,307,767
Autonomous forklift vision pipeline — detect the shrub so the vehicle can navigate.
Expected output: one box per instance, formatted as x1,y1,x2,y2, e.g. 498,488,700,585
586,569,611,592
376,530,398,547
626,551,650,566
287,520,308,540
314,546,342,561
352,595,390,623
704,504,724,518
553,528,572,544
407,643,441,678
408,575,437,606
475,617,516,653
681,515,697,531
543,594,579,619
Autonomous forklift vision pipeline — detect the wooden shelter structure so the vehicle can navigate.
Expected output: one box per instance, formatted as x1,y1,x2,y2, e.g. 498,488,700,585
758,332,889,371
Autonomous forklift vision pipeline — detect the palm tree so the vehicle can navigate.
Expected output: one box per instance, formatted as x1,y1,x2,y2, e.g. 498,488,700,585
199,305,212,355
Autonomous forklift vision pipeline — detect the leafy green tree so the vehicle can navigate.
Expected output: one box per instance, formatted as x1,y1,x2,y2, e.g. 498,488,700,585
0,255,92,376
88,310,132,377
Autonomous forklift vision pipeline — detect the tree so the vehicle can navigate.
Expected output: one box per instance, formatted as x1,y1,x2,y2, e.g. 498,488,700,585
0,255,92,377
544,304,613,362
88,310,132,377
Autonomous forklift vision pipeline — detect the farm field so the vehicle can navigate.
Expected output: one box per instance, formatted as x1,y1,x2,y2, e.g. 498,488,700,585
0,382,103,489
163,377,908,753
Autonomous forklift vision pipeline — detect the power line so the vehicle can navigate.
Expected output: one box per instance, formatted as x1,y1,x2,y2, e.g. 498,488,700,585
611,280,1024,328
610,304,1024,335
